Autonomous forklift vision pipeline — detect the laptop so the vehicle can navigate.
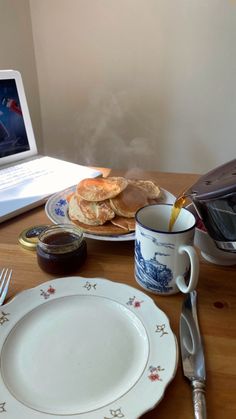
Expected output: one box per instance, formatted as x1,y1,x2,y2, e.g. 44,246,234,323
0,69,101,223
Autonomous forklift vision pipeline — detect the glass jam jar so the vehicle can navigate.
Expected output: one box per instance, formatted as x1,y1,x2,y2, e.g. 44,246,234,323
37,224,87,274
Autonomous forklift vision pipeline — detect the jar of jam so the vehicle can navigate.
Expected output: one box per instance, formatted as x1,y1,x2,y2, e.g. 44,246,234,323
37,224,87,274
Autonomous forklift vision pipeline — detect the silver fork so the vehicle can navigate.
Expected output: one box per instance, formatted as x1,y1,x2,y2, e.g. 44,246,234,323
0,268,12,306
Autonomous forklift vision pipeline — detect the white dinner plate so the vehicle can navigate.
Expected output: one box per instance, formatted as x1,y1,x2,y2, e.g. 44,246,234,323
45,186,176,241
0,277,178,419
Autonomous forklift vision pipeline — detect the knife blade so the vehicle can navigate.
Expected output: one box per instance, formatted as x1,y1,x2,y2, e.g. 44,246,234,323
180,291,207,419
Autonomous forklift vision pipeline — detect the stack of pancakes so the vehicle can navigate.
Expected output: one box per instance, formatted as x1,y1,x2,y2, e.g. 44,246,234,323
67,176,161,235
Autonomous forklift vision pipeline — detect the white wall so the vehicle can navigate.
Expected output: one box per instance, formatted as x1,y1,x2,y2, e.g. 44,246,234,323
0,0,43,151
29,0,236,174
5,0,235,174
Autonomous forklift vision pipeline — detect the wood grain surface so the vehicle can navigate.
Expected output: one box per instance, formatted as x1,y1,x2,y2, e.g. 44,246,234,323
0,170,235,419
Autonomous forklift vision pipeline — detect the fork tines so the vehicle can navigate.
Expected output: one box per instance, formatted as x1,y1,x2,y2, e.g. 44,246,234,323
0,268,13,305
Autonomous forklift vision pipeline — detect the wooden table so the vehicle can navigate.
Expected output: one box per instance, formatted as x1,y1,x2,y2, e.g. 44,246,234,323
0,170,235,418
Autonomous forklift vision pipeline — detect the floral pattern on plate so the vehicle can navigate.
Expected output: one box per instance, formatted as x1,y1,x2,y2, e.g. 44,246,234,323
0,277,178,419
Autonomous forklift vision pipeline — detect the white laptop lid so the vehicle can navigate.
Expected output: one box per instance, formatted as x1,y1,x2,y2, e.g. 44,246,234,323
0,69,37,167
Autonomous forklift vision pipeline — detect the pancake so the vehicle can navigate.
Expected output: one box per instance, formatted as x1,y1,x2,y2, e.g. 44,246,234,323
110,216,135,231
68,194,99,225
128,179,161,199
68,194,115,226
66,192,74,203
78,196,115,225
67,176,162,236
76,177,128,201
70,219,130,236
110,183,149,218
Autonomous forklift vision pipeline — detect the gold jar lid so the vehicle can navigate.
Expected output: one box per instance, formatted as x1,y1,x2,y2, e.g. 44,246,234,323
18,225,50,250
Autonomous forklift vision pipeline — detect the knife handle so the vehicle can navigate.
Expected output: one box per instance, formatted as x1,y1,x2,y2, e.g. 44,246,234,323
191,380,207,419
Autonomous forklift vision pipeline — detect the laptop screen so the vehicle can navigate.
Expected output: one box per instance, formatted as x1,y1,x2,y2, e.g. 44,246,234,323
0,79,30,158
0,70,38,167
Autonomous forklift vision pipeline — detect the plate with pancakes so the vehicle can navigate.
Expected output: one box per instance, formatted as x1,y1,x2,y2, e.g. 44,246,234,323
45,177,175,241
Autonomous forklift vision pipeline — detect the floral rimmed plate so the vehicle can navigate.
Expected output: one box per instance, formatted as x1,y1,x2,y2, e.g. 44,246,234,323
45,186,176,241
0,277,178,418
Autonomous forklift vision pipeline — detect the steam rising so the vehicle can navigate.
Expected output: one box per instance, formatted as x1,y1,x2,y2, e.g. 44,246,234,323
73,87,157,171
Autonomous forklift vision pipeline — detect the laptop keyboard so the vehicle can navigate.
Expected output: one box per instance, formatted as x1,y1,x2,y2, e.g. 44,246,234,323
0,158,54,191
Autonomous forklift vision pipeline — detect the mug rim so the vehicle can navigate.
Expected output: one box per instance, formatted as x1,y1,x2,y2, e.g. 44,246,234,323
135,203,197,235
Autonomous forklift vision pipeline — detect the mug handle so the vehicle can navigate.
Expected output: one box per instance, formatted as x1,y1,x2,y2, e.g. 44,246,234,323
176,245,199,293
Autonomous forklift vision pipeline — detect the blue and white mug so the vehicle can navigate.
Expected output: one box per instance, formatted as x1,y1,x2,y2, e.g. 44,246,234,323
135,204,199,295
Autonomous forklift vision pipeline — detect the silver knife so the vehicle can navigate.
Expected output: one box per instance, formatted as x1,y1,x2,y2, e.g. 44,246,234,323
180,291,207,419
